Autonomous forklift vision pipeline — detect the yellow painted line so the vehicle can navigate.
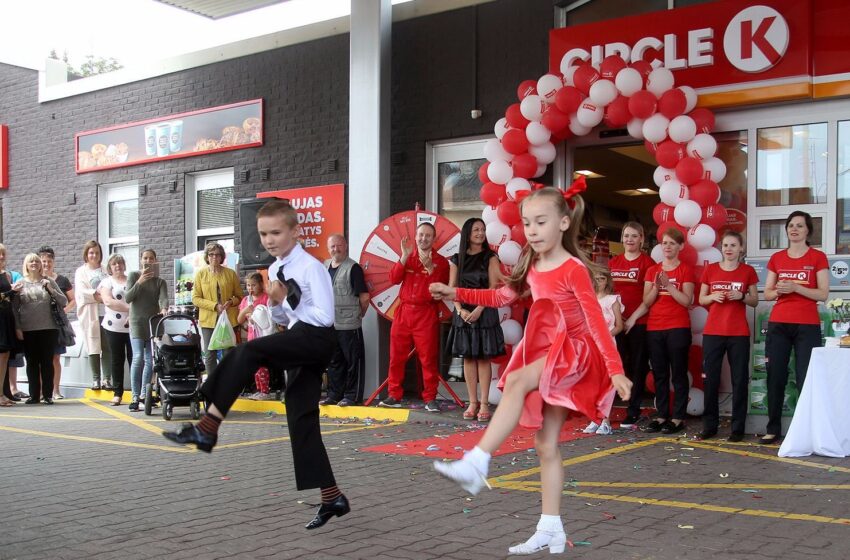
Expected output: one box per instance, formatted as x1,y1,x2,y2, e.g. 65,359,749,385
520,481,850,490
216,422,399,450
84,389,411,422
80,398,164,436
0,424,193,453
687,440,850,474
0,414,116,421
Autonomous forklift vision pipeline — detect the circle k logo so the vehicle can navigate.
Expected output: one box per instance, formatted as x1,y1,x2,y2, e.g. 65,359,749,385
723,5,789,73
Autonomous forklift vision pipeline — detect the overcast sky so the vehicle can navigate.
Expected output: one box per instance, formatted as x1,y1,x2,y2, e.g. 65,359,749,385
0,0,369,71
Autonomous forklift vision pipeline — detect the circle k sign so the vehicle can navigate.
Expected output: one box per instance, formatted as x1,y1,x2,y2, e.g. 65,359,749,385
723,5,789,73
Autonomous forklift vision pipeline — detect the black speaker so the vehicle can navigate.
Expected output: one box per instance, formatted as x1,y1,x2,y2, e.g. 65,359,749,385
238,198,287,270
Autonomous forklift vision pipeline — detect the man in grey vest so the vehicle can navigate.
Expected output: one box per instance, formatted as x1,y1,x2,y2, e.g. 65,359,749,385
321,234,370,406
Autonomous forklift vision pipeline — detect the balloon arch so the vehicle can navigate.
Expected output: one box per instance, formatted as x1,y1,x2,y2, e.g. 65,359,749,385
479,55,727,412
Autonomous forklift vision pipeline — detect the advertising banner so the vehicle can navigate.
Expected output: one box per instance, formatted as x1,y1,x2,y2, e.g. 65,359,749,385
75,99,263,173
0,125,7,189
257,183,345,261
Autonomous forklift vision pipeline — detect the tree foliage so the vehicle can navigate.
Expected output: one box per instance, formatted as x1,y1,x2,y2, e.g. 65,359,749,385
48,50,123,79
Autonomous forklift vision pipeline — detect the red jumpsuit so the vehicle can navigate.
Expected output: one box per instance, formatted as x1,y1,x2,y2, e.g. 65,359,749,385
456,256,623,428
387,251,450,402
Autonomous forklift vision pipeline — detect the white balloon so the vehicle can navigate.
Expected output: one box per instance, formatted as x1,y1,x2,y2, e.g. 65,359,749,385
560,62,580,85
589,79,618,106
484,138,512,162
497,306,511,323
569,115,592,136
533,163,547,178
520,95,544,122
690,306,708,334
653,166,676,188
525,121,551,145
650,244,664,263
529,142,556,165
687,387,705,416
501,319,523,346
679,86,698,113
482,205,499,224
626,118,645,139
537,74,563,104
498,240,523,266
576,102,604,127
489,368,503,405
687,133,717,160
642,114,670,144
494,118,510,140
506,177,531,200
659,179,688,206
687,224,717,251
486,220,511,246
674,199,702,228
614,67,643,97
702,157,727,183
487,159,513,184
646,67,675,98
697,247,722,267
669,115,697,144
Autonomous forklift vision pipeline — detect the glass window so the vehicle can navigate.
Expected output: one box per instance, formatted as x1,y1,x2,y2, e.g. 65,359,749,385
759,217,823,250
109,199,138,238
197,187,234,230
714,130,749,245
439,158,486,228
566,0,666,25
837,121,850,253
756,123,828,207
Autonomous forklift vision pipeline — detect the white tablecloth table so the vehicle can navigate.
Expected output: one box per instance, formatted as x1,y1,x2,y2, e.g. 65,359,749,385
779,347,850,458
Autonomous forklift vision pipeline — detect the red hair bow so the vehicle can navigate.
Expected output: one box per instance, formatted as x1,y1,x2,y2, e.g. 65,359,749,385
562,176,587,209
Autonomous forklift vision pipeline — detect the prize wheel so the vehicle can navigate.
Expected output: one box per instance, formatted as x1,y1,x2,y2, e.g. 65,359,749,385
360,210,460,321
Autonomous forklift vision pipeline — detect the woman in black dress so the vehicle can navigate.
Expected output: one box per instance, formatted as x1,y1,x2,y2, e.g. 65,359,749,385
0,244,21,407
447,218,504,422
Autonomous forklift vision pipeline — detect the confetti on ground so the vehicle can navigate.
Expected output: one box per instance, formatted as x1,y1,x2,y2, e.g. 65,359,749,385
462,508,472,514
220,476,231,480
678,524,694,529
426,444,440,451
602,512,616,520
719,473,729,478
742,489,759,493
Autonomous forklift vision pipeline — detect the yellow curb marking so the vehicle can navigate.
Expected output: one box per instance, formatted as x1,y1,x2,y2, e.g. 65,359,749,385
520,481,850,490
686,440,850,474
80,398,164,436
0,424,193,453
216,422,400,449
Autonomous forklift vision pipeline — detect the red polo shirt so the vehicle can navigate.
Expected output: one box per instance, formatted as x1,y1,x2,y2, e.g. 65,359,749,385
701,262,759,336
609,252,655,325
767,248,828,325
645,263,696,331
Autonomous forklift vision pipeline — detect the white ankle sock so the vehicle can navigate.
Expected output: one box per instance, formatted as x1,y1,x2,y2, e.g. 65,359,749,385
466,446,491,474
537,514,563,532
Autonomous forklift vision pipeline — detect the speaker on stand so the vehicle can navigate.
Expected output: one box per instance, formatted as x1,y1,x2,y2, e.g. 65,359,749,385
238,198,288,270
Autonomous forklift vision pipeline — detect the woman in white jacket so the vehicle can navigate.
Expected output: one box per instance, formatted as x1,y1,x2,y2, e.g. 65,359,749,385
75,240,111,390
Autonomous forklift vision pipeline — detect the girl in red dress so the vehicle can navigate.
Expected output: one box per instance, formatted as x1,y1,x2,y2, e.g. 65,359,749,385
430,186,631,555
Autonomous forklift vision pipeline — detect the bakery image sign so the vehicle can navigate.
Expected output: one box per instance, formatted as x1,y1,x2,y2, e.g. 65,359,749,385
75,99,263,173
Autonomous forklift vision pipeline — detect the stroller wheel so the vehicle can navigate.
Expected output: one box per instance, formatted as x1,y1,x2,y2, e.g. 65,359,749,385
144,388,153,416
162,400,173,421
190,400,200,420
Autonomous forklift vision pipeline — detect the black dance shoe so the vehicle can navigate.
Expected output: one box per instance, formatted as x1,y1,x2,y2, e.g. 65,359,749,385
695,429,717,440
661,420,685,434
162,423,217,453
305,494,350,530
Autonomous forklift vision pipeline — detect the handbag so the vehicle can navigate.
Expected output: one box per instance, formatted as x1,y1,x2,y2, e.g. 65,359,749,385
49,291,76,347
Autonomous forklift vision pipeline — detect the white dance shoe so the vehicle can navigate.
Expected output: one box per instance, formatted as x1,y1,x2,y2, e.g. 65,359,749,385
433,454,491,495
508,529,567,555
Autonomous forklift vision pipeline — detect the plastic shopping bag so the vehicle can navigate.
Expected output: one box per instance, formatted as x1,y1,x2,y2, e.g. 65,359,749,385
250,304,276,338
208,311,237,350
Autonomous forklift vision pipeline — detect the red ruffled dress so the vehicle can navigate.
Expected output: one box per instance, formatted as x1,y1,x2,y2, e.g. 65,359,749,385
455,257,624,429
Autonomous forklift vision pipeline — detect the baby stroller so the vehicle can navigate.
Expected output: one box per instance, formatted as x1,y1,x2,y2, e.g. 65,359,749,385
144,312,205,421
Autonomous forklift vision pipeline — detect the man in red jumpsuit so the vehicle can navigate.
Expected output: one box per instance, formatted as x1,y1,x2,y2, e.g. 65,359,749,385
379,222,449,412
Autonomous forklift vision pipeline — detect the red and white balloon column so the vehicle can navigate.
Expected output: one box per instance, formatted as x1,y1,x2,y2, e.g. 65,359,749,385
480,54,729,412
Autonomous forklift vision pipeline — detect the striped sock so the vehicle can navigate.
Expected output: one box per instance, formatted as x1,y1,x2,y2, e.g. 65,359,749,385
320,485,342,504
197,413,222,437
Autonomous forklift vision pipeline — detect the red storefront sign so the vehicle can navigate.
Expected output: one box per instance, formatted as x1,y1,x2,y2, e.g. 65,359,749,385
257,184,345,261
550,0,850,107
0,125,8,189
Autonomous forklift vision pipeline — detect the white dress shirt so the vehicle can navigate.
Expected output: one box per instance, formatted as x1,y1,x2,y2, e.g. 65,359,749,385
268,242,335,328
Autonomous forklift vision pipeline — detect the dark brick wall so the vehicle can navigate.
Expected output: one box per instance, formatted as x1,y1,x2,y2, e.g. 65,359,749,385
0,0,554,291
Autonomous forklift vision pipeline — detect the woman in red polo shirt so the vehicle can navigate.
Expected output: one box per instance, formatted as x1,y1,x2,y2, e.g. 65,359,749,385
610,222,655,428
637,227,695,434
762,211,829,444
697,231,758,442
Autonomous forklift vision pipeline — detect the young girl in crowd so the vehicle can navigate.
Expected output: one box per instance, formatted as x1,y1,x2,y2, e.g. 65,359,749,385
582,269,623,435
429,185,631,555
237,273,274,400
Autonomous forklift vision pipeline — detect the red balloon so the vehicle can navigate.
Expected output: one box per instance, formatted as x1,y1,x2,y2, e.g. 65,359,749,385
603,95,630,128
600,55,627,80
628,90,658,119
497,200,521,227
517,80,538,101
551,127,574,143
630,60,653,81
477,162,490,184
492,344,512,365
655,140,686,168
652,203,675,226
480,182,507,207
689,179,720,206
506,103,530,129
679,243,698,266
511,153,538,179
657,220,687,242
555,86,583,116
511,223,527,245
644,140,658,155
693,265,705,282
573,64,600,96
701,204,728,230
645,371,656,394
658,88,687,119
688,345,704,389
690,108,715,134
541,105,570,133
675,157,704,186
502,129,529,155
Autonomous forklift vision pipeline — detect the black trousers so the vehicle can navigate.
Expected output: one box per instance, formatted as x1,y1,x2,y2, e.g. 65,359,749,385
616,324,650,418
765,321,821,436
702,334,750,434
326,328,365,402
103,329,133,397
647,328,691,421
201,322,338,490
23,329,58,401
